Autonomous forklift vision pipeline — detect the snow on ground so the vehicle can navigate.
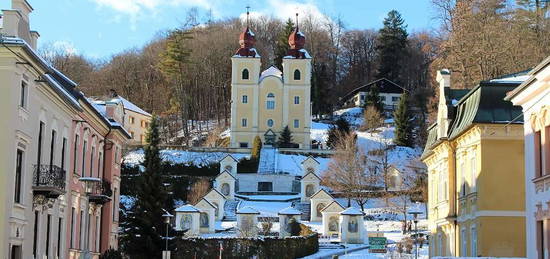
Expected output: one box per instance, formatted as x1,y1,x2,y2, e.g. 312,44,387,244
237,194,300,201
238,200,293,217
124,149,250,167
333,107,364,126
310,122,331,144
276,153,330,176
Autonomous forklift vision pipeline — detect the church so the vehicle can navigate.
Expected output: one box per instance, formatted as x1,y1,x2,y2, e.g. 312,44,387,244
229,17,312,149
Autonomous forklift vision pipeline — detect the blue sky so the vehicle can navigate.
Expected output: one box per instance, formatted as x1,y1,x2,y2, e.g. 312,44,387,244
2,0,437,59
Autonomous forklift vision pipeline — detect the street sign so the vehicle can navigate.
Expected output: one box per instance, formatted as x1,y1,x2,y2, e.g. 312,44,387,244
369,237,387,253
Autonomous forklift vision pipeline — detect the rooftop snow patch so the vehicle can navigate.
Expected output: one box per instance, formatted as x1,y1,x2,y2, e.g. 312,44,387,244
278,207,302,215
175,204,200,213
340,207,364,216
236,206,260,214
260,66,282,81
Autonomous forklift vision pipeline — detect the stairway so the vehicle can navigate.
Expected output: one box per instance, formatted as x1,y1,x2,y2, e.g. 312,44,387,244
223,199,240,221
297,202,311,221
258,147,278,174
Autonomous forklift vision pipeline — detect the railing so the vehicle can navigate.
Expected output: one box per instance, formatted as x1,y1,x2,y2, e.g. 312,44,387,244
32,165,66,198
89,179,113,205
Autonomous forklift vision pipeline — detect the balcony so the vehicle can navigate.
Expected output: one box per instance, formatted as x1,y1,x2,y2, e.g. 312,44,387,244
80,177,112,205
32,165,66,199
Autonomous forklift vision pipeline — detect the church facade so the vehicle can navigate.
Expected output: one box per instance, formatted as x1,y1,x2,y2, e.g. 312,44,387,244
230,24,312,149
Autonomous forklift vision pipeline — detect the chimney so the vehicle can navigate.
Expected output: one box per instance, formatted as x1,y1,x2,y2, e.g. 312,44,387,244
1,0,36,48
436,69,451,90
436,69,451,139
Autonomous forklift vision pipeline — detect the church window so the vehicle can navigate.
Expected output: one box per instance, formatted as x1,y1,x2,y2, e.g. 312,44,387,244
267,119,274,127
294,96,300,104
221,183,230,196
266,93,275,109
294,69,301,80
242,95,248,103
241,118,247,127
294,119,299,128
242,69,249,80
200,213,209,227
239,142,248,148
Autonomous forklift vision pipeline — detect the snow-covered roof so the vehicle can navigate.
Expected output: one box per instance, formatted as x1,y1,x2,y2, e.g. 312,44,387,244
278,207,302,215
236,206,260,214
340,207,364,216
283,48,311,59
175,204,200,213
115,96,151,116
488,70,530,84
260,66,282,81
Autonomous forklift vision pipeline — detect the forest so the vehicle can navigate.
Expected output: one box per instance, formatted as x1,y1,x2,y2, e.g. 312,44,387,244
41,0,550,145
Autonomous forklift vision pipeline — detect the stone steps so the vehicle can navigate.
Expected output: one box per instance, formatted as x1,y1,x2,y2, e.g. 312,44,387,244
223,199,240,221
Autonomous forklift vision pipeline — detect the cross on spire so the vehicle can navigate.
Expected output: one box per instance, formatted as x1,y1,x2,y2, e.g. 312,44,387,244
295,12,299,29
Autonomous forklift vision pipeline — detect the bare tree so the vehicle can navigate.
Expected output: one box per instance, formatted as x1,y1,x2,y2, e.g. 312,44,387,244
187,178,210,205
361,106,384,132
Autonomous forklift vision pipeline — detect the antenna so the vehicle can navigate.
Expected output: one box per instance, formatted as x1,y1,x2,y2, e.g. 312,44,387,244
246,5,251,27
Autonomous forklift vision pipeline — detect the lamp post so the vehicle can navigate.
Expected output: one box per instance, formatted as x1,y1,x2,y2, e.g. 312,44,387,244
408,211,422,259
162,211,173,259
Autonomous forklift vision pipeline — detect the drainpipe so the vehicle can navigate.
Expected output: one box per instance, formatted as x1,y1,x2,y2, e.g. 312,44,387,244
452,145,458,256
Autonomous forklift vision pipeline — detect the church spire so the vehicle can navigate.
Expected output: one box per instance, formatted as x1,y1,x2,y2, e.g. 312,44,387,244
286,12,308,58
234,6,258,57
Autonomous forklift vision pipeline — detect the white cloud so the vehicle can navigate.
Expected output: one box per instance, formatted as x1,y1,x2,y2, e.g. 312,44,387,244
90,0,213,15
52,40,78,56
239,0,330,27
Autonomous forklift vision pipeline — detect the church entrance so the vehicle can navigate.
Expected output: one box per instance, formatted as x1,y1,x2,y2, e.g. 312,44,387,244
264,129,276,147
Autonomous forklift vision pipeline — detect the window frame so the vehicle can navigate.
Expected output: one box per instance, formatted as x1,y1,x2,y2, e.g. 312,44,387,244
294,119,299,128
20,80,28,109
294,96,300,105
14,149,23,203
241,118,248,127
242,68,249,80
242,95,248,104
293,69,301,80
267,119,274,128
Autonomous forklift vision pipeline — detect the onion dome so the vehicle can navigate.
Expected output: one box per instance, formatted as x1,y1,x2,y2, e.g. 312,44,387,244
234,27,258,57
288,27,305,50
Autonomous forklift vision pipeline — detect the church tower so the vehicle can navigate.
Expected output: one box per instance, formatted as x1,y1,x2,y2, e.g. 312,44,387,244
230,12,312,149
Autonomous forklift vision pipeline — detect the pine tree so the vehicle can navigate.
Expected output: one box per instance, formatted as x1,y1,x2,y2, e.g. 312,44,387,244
274,19,295,70
376,10,408,84
326,118,352,148
365,85,384,112
121,115,174,258
277,125,294,148
393,93,413,147
251,136,262,160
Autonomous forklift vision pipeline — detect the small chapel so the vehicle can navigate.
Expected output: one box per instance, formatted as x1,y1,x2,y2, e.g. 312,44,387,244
229,14,312,149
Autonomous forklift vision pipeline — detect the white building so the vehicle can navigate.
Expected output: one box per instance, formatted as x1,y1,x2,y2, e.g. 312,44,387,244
339,78,405,112
505,56,550,259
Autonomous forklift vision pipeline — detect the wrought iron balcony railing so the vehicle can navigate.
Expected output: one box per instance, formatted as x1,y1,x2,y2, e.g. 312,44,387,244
32,164,66,198
88,179,113,205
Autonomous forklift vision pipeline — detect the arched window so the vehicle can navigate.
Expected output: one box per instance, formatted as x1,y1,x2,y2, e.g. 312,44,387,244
200,213,209,227
293,69,301,80
266,93,275,109
242,69,249,80
221,183,230,196
267,119,274,127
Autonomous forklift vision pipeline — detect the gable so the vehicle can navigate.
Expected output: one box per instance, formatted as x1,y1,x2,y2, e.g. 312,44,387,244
310,189,333,200
321,201,344,213
221,154,238,163
302,172,320,182
216,170,236,181
195,198,216,210
204,188,226,201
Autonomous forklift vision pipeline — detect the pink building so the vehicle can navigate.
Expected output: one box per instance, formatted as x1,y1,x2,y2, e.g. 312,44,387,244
67,98,129,258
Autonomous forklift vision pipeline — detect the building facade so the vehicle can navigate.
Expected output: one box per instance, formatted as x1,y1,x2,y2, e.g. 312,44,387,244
339,78,405,113
0,1,130,258
506,56,550,259
422,70,527,257
230,24,312,149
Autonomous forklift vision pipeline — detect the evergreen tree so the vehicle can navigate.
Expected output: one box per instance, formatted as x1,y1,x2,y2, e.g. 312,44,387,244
393,93,413,147
277,125,294,148
121,116,174,258
274,19,295,70
327,118,352,148
376,10,408,84
364,85,384,112
251,136,262,160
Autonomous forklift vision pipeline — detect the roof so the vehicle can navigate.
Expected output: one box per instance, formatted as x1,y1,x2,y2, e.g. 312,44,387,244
340,207,364,216
320,200,345,212
448,82,524,139
216,170,236,180
278,207,302,215
94,95,152,117
196,198,217,209
175,204,200,213
339,78,406,105
236,206,260,214
505,56,550,101
206,188,226,200
220,154,238,163
310,189,333,200
302,171,321,181
259,66,282,82
301,156,320,165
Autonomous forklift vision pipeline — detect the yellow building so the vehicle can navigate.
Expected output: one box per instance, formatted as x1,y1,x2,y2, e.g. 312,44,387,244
422,70,526,257
230,22,311,149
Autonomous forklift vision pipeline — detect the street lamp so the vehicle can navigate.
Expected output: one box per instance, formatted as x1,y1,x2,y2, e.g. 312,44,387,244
162,210,173,259
408,210,422,259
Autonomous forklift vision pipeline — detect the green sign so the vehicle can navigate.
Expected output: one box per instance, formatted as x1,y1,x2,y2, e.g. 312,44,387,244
369,237,387,253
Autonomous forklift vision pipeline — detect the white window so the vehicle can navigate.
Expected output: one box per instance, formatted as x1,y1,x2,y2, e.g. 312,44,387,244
392,96,400,102
460,161,466,196
266,93,275,109
294,119,299,128
242,95,248,104
471,226,477,256
20,81,28,108
267,119,273,127
294,96,300,104
241,118,247,127
461,227,467,256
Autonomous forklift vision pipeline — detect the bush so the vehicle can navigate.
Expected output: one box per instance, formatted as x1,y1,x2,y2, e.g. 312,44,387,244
361,105,383,132
100,248,123,259
173,234,319,259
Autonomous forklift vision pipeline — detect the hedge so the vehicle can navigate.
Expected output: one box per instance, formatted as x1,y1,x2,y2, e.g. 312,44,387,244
173,234,319,259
